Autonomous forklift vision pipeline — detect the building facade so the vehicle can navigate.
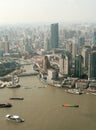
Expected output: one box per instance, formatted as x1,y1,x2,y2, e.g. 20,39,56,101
93,31,96,45
59,51,72,76
75,55,83,78
51,23,59,49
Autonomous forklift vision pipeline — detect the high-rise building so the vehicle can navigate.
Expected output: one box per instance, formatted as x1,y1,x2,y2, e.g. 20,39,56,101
42,56,50,72
65,40,72,53
44,37,51,51
51,23,59,49
59,51,72,76
93,31,96,45
71,39,78,61
75,55,83,78
0,49,3,58
78,37,85,46
81,47,91,68
88,53,92,80
90,51,96,79
88,46,96,80
1,41,9,53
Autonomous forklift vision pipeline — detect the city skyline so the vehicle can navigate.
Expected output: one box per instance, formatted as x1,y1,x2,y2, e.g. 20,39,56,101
0,0,96,24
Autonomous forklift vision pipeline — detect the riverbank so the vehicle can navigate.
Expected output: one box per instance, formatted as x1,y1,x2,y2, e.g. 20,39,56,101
0,64,96,130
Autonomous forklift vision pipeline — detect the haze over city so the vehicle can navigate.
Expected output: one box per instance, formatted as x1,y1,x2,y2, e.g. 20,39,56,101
0,0,96,24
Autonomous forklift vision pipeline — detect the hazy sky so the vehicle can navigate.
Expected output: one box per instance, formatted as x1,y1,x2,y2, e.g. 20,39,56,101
0,0,96,24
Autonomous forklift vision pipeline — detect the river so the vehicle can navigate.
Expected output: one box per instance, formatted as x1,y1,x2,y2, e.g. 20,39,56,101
0,65,96,130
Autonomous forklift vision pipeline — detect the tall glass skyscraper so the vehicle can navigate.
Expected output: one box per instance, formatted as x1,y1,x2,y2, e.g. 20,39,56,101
51,23,59,49
88,46,96,80
91,51,96,79
93,31,96,45
75,55,83,78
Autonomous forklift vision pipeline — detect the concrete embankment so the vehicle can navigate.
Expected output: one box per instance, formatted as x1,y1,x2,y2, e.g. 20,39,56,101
18,72,39,77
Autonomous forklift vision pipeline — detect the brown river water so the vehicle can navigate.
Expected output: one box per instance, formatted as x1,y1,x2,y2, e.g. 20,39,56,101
0,65,96,130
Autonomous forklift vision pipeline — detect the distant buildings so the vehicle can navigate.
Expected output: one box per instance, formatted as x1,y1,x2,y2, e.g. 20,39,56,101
1,23,96,80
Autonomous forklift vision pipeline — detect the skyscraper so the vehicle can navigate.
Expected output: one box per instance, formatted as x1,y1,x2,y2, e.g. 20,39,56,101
79,37,85,46
51,23,59,49
1,41,9,54
42,56,50,73
88,46,96,80
59,51,72,76
81,47,91,69
93,31,96,45
75,55,83,78
90,51,96,79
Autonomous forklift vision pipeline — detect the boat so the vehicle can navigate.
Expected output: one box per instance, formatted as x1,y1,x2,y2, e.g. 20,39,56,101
91,93,96,96
9,97,24,100
0,103,12,108
0,83,6,88
0,81,8,88
62,104,79,107
5,114,24,122
65,89,83,95
7,83,21,88
53,83,62,88
6,74,21,88
87,87,96,93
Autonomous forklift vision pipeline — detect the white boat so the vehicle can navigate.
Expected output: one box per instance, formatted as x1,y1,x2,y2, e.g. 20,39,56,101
87,87,96,93
65,89,83,95
7,83,21,88
91,93,96,96
0,83,6,88
5,114,24,122
53,83,62,88
6,78,21,88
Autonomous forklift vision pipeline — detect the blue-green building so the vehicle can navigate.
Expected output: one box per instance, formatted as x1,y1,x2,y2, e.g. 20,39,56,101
93,31,96,45
75,55,83,78
91,51,96,79
51,23,59,49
